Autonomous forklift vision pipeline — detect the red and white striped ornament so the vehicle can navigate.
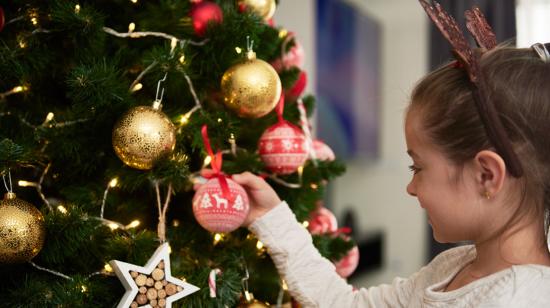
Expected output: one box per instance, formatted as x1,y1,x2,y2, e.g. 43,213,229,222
192,177,249,233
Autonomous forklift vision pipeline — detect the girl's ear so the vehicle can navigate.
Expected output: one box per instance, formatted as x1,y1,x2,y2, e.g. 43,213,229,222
473,150,507,197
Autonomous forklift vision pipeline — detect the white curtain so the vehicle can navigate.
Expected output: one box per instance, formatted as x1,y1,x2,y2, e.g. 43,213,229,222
516,0,550,47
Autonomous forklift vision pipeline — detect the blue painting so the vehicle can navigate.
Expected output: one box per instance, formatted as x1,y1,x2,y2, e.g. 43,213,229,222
316,0,381,159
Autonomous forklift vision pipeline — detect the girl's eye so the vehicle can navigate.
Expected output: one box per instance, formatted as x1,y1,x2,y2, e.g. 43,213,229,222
408,165,421,174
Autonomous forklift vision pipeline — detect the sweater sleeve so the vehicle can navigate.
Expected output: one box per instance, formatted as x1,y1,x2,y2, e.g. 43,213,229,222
248,201,418,308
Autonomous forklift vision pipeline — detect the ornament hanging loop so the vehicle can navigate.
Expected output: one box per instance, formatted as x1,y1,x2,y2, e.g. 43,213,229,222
2,168,14,194
246,35,256,60
153,73,168,109
240,261,252,301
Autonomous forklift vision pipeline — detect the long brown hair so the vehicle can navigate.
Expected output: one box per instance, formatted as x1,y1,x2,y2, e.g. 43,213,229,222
409,46,550,243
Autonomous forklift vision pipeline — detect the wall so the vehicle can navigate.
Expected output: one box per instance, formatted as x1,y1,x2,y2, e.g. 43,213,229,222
336,0,429,286
273,0,316,95
275,0,429,287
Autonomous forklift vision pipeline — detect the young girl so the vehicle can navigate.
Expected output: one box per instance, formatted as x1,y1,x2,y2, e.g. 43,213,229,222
198,9,550,308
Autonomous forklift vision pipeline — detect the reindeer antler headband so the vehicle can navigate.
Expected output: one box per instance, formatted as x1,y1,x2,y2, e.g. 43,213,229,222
419,0,524,178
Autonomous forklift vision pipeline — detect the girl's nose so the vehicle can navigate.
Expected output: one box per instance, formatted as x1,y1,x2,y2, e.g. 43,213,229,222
406,180,417,197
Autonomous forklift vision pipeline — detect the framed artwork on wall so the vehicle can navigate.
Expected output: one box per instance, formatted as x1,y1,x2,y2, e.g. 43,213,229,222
316,0,381,160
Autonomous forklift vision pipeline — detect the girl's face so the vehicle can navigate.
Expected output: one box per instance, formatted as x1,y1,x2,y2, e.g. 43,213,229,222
405,110,486,243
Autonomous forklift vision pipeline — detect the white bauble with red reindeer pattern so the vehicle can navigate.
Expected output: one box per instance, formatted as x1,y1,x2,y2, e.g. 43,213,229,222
192,177,249,233
258,121,308,175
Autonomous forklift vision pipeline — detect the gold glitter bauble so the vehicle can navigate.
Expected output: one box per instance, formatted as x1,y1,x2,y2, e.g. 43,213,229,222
237,292,271,308
238,301,270,308
112,105,176,170
0,192,46,263
239,0,276,20
221,51,282,118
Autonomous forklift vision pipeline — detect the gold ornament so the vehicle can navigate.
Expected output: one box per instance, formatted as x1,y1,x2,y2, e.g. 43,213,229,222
112,104,176,170
221,51,282,118
237,292,270,308
0,192,46,263
239,0,277,20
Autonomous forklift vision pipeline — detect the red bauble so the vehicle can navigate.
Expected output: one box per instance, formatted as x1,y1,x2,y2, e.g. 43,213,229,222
192,177,249,233
259,121,308,174
313,139,335,161
189,1,223,37
308,207,338,235
286,71,307,101
334,245,360,278
271,38,305,72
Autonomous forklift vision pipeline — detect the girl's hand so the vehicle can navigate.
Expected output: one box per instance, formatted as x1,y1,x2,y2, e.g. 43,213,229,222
194,170,282,226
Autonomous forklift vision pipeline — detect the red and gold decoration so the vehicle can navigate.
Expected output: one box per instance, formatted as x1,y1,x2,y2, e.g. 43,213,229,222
312,139,335,162
112,104,176,170
258,95,307,174
237,0,276,21
189,0,223,37
110,243,199,308
335,245,360,278
0,192,46,263
192,125,250,233
221,47,282,118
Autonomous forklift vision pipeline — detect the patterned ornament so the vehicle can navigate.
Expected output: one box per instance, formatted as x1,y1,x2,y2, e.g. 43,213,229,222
334,245,360,278
110,243,199,308
221,50,282,118
192,177,250,233
312,139,335,161
237,0,276,21
0,192,45,263
307,206,338,235
112,105,176,170
259,121,308,174
189,1,223,37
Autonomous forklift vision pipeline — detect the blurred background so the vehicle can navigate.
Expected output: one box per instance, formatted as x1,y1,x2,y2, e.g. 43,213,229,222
274,0,550,287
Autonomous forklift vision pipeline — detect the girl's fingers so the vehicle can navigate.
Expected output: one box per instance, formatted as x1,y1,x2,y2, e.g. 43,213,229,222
232,172,266,190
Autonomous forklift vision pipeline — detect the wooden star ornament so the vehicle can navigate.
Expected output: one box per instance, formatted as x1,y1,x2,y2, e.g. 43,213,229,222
110,243,200,308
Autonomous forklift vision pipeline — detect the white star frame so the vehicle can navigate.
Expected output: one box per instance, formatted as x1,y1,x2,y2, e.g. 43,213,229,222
110,243,200,308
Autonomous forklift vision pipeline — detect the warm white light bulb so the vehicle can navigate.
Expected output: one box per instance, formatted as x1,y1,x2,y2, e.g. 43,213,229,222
109,178,118,188
57,205,68,214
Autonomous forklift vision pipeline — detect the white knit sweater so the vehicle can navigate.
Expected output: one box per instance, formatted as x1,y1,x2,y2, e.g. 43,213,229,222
249,202,550,308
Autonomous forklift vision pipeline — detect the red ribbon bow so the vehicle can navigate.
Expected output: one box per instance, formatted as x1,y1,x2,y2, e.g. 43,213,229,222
201,125,232,202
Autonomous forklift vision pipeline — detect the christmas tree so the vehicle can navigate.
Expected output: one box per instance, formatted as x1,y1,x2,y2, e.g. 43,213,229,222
0,1,353,306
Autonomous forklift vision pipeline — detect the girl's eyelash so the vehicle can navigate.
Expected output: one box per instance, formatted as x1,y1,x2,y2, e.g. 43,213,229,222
408,165,421,174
